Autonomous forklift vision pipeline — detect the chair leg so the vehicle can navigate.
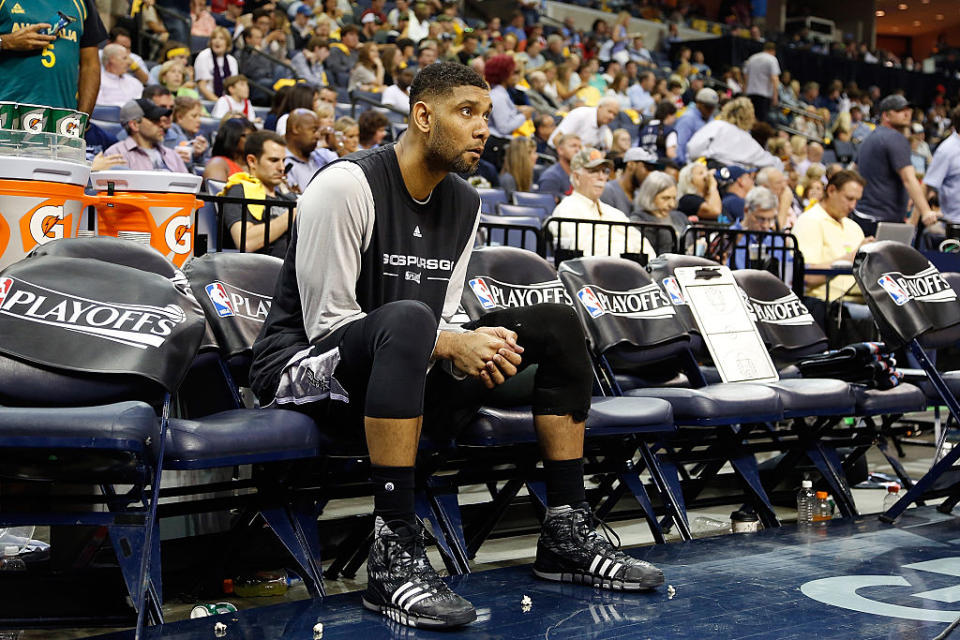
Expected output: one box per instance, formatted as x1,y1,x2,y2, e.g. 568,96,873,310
466,477,524,558
637,442,692,541
260,507,324,596
426,479,471,574
882,438,960,522
616,465,665,544
415,491,466,575
804,442,859,518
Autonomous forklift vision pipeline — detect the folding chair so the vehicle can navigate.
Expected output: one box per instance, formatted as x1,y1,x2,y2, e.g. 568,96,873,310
512,191,556,215
0,254,206,636
92,104,121,122
557,256,787,532
496,203,548,220
477,215,543,252
852,241,960,521
431,247,678,562
476,187,508,214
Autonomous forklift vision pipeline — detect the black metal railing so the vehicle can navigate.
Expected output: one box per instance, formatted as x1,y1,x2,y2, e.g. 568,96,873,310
476,220,544,255
195,191,296,256
542,216,678,267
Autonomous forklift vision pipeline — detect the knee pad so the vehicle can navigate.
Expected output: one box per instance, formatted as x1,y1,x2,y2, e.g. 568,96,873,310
373,300,438,362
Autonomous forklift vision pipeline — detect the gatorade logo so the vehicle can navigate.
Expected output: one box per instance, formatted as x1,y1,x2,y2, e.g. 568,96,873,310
57,115,82,138
27,205,65,245
163,215,192,255
22,111,44,134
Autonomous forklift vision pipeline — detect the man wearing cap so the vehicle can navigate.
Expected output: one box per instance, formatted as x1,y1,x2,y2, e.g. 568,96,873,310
291,5,314,51
0,0,107,115
548,98,619,152
359,12,382,43
97,43,144,106
856,94,938,233
601,146,658,215
105,98,188,172
924,105,960,224
674,88,718,164
743,41,780,125
554,148,655,261
717,165,756,224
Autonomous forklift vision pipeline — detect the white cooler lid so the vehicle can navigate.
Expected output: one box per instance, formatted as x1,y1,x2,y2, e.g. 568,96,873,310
0,155,90,187
90,170,202,194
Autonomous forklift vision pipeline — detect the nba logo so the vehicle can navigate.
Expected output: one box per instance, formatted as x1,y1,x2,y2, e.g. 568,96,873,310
205,283,235,317
469,278,496,310
0,278,11,307
662,277,685,305
577,287,605,318
878,275,910,306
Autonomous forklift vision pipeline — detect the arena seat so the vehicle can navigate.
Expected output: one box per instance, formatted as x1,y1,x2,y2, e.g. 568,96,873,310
0,254,206,634
197,116,220,143
512,191,556,215
558,256,788,532
478,214,542,252
476,187,508,214
91,118,123,138
496,203,548,220
438,246,679,558
92,104,121,122
853,241,960,521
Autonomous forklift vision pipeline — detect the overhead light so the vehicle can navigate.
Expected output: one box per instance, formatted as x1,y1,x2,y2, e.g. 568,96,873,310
898,3,907,9
921,0,929,4
913,20,921,26
936,13,944,20
876,9,885,16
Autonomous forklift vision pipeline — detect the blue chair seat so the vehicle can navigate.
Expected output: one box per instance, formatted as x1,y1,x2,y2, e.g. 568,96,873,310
165,409,323,470
853,383,926,416
768,378,856,417
0,401,157,454
916,370,960,402
624,384,783,424
458,396,674,447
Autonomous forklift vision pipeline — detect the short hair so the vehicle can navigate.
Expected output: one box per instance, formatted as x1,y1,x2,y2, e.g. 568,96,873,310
528,70,546,85
315,101,334,119
244,129,285,159
108,26,131,41
102,43,126,64
172,96,201,121
744,186,778,213
755,166,781,187
636,171,676,213
307,36,329,50
340,24,360,37
677,162,701,198
827,169,866,192
554,132,580,148
142,84,171,101
334,115,358,133
358,109,390,144
408,61,487,111
211,117,257,158
763,41,776,52
223,74,249,92
654,100,677,121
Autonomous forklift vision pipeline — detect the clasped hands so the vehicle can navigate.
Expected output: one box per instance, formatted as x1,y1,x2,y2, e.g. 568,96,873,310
436,327,524,389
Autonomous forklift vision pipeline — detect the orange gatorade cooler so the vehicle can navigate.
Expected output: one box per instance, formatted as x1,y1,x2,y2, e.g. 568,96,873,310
0,156,93,272
91,171,203,268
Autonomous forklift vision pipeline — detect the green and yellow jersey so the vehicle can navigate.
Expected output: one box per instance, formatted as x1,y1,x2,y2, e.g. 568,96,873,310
0,0,106,109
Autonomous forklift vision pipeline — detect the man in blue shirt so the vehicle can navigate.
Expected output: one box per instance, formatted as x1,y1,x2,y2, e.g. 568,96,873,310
627,71,655,117
718,165,756,223
675,88,718,164
536,133,581,197
728,186,792,287
924,105,960,224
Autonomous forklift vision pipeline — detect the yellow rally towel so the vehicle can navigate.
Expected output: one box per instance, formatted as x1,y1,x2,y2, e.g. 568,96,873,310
512,119,535,137
220,173,266,221
623,108,640,125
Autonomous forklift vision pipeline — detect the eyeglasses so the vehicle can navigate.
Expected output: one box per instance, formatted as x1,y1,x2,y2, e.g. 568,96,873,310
585,167,611,176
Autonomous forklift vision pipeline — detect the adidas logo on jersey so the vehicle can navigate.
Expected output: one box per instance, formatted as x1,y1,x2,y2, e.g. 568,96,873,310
413,226,422,238
11,3,25,14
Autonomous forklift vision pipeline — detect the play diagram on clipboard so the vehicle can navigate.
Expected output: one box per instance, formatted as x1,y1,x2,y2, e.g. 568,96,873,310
674,265,779,384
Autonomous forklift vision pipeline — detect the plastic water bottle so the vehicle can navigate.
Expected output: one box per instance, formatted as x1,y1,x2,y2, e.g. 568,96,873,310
0,527,35,555
224,569,301,597
812,491,834,526
0,546,26,572
796,480,816,527
691,516,731,536
883,484,902,514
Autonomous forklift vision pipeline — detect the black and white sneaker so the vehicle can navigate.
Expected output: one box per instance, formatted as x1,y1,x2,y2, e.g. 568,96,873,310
362,517,477,629
533,503,665,591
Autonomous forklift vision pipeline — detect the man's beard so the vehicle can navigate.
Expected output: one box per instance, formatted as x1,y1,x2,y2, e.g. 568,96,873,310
425,119,482,174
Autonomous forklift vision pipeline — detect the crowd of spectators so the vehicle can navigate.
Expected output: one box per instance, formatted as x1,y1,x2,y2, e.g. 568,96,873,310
84,0,960,336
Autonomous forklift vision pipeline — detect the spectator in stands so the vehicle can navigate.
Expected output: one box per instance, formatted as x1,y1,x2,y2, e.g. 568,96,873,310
107,99,187,172
756,166,799,230
211,74,256,120
601,146,658,215
237,27,282,105
498,137,537,197
716,165,757,223
283,108,321,193
857,95,938,232
292,37,331,87
275,84,321,136
290,5,315,51
537,133,581,197
334,116,359,156
674,88,718,164
676,161,722,221
527,71,560,115
221,130,296,256
549,98,619,152
485,55,535,170
793,170,873,304
533,114,557,159
143,84,175,113
204,116,257,182
795,141,824,178
687,97,782,169
691,50,710,76
195,27,238,101
924,105,960,223
102,27,149,85
737,186,779,233
910,122,932,177
626,34,654,68
382,68,414,114
264,85,292,131
98,44,144,106
680,74,704,106
358,110,389,150
137,0,171,44
608,128,632,164
158,61,190,98
633,170,688,238
358,12,383,43
724,66,744,95
311,102,339,169
799,170,824,209
554,148,655,260
726,185,789,270
799,81,819,108
191,0,217,37
326,24,361,86
544,34,565,66
627,70,656,117
215,0,245,31
349,42,385,92
165,96,210,167
639,100,678,161
381,45,404,86
743,41,780,125
605,73,632,111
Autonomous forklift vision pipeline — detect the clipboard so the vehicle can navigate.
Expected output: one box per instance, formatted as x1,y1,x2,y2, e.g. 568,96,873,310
674,265,779,384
